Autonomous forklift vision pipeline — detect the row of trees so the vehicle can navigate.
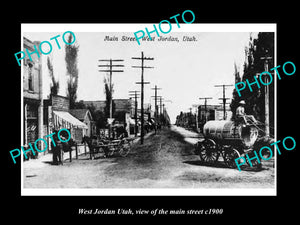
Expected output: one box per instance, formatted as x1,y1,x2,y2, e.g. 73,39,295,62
230,32,274,132
47,33,79,109
46,34,115,130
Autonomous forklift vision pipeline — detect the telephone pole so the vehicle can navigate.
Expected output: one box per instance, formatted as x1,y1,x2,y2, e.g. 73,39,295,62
161,99,172,127
151,85,162,134
151,95,162,132
129,90,140,137
199,97,212,124
192,104,200,132
214,84,233,120
159,96,163,117
260,53,272,137
132,51,154,144
98,59,124,138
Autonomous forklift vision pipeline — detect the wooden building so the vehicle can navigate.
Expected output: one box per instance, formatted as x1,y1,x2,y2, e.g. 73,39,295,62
44,95,88,144
23,37,43,152
70,109,96,137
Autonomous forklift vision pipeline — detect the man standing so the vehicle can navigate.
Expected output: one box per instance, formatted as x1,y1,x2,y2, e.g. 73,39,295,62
51,129,64,165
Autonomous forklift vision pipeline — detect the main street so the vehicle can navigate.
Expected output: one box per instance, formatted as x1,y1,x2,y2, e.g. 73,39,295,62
23,126,274,189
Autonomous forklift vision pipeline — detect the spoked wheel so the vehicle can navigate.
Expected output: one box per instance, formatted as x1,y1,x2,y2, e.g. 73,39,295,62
223,147,241,168
108,146,116,157
199,139,220,163
118,139,131,157
194,141,205,155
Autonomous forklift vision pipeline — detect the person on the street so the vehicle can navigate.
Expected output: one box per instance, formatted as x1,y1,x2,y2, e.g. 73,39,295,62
117,124,128,139
236,100,257,125
236,100,246,122
51,130,61,165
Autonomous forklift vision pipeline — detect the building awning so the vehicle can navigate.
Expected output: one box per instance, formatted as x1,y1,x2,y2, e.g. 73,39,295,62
53,111,88,129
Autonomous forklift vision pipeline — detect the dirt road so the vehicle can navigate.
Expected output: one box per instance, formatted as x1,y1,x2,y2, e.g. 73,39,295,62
23,126,275,189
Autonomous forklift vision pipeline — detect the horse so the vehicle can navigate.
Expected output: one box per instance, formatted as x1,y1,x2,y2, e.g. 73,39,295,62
82,135,96,159
82,135,109,159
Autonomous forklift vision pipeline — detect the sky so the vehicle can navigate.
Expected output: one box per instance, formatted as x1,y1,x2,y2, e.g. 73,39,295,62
23,25,260,123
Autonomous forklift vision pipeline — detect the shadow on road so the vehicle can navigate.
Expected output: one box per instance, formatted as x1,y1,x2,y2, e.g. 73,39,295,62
183,160,268,172
183,160,228,168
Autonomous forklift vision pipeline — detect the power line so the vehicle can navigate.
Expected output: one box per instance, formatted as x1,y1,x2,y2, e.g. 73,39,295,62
98,59,124,139
151,85,162,127
199,97,212,124
132,51,154,144
214,84,233,120
129,90,140,137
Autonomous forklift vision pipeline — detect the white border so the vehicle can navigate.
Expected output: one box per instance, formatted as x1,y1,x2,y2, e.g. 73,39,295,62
21,23,276,32
22,188,275,196
21,23,277,196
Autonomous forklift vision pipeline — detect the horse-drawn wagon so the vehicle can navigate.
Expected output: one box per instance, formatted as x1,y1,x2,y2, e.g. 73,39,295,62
194,120,273,169
82,135,133,159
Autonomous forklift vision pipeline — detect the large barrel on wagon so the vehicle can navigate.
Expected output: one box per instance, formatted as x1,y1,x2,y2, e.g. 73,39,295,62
203,120,258,148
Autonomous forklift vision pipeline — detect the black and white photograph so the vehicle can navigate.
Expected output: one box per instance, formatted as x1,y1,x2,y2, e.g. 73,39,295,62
21,24,276,195
4,3,299,222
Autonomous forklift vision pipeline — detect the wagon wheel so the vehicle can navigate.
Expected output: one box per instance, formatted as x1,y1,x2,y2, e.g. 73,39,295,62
103,146,114,158
118,139,131,157
107,144,116,157
194,141,205,156
199,139,220,163
98,141,111,158
223,147,241,168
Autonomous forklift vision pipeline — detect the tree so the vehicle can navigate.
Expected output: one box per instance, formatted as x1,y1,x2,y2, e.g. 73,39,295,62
230,32,274,132
73,100,86,109
85,103,106,132
65,33,79,109
230,62,242,119
103,77,115,119
47,56,59,95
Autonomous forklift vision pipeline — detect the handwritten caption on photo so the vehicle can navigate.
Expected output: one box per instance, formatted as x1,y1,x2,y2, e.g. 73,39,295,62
134,9,195,45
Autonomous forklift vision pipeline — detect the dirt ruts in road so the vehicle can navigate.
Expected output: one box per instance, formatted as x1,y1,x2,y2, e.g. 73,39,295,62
104,126,275,189
104,129,196,182
23,126,275,189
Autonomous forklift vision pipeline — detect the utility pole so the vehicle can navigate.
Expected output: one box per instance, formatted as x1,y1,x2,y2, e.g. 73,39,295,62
159,96,163,117
129,90,140,137
260,53,272,137
151,85,162,134
151,95,162,132
192,104,200,132
199,97,212,124
132,51,154,144
188,107,193,129
162,100,172,127
98,59,124,139
214,84,233,120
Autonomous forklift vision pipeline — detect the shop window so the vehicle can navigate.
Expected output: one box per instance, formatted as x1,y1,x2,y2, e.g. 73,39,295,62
28,63,34,91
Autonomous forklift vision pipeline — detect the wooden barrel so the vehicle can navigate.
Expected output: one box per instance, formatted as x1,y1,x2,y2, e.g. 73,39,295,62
203,120,258,148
